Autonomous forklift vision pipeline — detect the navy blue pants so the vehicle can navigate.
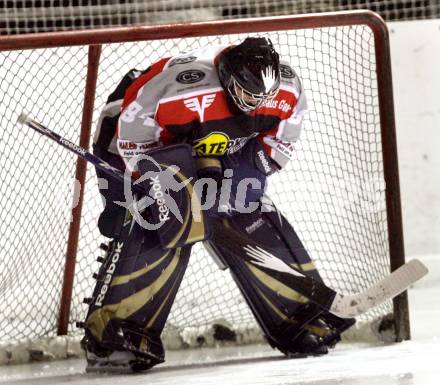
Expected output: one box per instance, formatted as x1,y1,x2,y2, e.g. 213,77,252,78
222,139,267,210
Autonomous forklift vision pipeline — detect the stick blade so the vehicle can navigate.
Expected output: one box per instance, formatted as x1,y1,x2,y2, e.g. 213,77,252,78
331,259,428,318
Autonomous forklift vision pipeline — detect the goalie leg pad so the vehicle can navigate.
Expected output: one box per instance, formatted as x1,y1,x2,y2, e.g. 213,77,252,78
93,144,127,238
82,214,192,365
208,205,355,356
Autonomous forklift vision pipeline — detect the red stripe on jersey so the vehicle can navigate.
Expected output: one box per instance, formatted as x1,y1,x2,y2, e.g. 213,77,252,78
121,57,171,109
252,89,298,121
256,89,298,158
155,91,233,127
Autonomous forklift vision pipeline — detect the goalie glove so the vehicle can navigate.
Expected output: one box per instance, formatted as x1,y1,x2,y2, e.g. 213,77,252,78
248,139,279,176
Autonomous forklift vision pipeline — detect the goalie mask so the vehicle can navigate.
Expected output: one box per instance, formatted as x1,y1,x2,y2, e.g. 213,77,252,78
218,37,281,113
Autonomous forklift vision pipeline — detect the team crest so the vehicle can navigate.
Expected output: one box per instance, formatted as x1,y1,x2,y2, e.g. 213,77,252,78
183,94,216,122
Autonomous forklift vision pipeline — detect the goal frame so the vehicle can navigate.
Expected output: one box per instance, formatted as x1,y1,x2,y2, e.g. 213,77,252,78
0,10,408,341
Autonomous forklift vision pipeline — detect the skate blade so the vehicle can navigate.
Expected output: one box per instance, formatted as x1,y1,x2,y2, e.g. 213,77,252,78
86,361,135,374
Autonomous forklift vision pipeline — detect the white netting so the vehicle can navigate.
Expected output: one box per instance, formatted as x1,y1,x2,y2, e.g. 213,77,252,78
1,0,439,35
0,21,398,364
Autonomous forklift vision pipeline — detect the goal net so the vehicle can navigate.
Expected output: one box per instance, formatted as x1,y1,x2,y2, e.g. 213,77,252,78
0,12,406,363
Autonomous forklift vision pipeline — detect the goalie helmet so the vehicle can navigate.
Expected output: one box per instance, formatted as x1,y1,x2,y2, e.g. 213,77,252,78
218,37,281,113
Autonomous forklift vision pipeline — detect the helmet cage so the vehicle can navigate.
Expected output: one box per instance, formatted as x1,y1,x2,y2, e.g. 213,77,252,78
227,75,279,112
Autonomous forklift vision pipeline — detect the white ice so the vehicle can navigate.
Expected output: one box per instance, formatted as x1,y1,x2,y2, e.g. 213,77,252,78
0,254,439,385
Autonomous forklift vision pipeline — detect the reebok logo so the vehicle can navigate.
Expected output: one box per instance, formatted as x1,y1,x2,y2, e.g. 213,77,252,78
95,242,124,307
60,137,86,157
257,150,272,174
245,218,265,234
150,175,170,223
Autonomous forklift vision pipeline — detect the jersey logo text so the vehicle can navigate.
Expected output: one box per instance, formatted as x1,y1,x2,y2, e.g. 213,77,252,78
263,136,295,159
193,132,258,156
193,132,230,156
169,56,197,67
176,70,205,84
280,64,295,79
117,139,156,158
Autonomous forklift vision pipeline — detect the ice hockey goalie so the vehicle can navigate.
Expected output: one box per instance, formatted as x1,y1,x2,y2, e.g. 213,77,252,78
80,37,355,373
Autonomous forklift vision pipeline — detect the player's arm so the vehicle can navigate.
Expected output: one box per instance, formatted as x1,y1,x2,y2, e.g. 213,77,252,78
117,102,162,173
116,58,171,173
258,63,308,172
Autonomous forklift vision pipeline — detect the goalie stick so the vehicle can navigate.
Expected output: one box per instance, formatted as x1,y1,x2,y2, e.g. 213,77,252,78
212,221,428,318
18,113,429,318
17,112,145,195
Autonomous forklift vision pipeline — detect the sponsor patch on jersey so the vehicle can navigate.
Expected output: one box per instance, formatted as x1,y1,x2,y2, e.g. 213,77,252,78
263,136,295,160
193,132,257,156
280,64,295,79
169,56,197,67
117,139,157,157
261,98,293,113
193,132,230,156
176,70,205,84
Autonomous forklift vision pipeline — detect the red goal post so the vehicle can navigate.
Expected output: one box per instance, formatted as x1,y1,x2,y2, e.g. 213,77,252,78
0,10,408,351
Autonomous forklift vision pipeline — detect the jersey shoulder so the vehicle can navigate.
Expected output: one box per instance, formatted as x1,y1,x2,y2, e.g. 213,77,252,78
149,45,228,100
279,60,304,97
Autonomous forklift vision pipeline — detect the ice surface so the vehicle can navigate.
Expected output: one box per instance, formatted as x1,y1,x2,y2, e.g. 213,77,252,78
0,270,438,385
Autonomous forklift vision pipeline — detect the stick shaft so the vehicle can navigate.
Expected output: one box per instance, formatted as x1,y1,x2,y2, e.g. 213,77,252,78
19,115,144,194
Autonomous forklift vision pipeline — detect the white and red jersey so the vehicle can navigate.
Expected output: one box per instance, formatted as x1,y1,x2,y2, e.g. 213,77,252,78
93,45,307,171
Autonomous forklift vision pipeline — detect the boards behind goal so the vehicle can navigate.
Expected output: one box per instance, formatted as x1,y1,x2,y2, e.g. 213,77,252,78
0,11,406,363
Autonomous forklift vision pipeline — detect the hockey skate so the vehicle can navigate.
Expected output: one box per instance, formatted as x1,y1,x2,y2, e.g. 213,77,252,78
84,344,160,373
81,328,165,374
